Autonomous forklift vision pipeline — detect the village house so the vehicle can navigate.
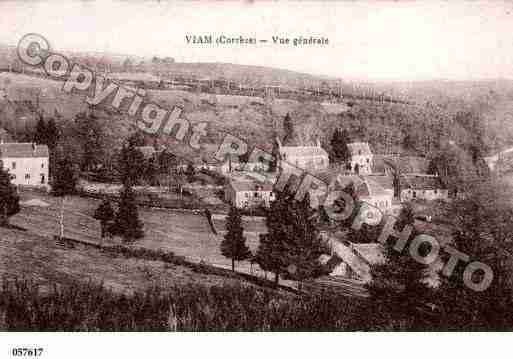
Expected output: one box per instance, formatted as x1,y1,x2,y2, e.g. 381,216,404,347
399,174,449,202
334,174,395,216
224,179,275,209
347,142,373,174
0,142,49,187
277,138,329,171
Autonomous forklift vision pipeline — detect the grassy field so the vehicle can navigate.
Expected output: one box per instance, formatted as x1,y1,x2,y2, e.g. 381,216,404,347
13,190,268,276
0,225,267,296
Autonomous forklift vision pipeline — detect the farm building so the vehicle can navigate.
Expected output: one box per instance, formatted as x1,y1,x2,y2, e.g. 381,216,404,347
224,179,274,209
0,142,49,187
399,174,448,202
277,138,329,171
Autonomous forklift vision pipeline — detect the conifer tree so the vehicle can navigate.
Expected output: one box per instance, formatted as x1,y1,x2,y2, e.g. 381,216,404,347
330,128,350,163
220,206,251,271
34,117,47,145
255,189,330,287
45,118,59,150
282,113,295,145
51,155,78,196
282,193,330,290
118,141,145,186
93,199,115,240
112,185,144,242
0,167,20,226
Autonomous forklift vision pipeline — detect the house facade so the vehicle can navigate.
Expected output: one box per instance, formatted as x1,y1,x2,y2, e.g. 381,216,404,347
399,174,449,202
347,142,373,174
225,180,275,208
334,174,395,218
0,142,49,187
277,138,329,171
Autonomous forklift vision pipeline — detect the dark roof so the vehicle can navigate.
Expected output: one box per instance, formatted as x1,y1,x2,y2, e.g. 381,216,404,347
0,143,49,158
400,175,446,190
372,155,430,174
335,174,391,198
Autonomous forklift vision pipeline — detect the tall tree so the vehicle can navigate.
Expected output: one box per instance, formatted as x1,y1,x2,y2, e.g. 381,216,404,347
367,204,431,327
75,112,105,172
118,141,145,186
282,113,295,145
330,128,350,163
281,193,330,290
45,118,59,150
93,199,115,241
0,167,20,226
112,185,144,242
220,206,251,271
33,117,47,145
51,155,78,196
255,189,329,286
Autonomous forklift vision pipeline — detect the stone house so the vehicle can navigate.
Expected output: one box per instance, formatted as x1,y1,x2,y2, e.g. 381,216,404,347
399,174,449,202
224,179,275,208
0,142,49,187
277,138,329,171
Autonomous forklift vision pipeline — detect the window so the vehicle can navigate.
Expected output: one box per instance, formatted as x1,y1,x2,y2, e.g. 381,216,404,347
41,163,44,168
25,174,30,179
366,158,370,163
11,162,15,169
10,174,16,180
254,192,258,198
245,192,249,198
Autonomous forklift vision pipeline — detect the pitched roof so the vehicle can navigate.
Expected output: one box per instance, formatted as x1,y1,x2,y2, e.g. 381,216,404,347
400,175,446,190
372,155,430,174
347,142,372,156
279,145,328,158
0,143,49,158
367,175,394,192
228,180,273,192
334,174,392,198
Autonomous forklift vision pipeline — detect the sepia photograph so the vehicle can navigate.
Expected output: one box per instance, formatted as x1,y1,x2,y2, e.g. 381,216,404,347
1,0,513,356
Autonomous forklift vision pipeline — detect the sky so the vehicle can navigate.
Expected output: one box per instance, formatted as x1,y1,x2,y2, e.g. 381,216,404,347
1,0,513,81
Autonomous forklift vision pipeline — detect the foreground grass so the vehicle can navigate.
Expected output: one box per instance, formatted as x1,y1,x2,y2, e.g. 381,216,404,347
0,278,382,331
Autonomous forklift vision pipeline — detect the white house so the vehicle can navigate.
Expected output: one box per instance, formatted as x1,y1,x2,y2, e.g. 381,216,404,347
334,174,395,220
347,142,373,175
399,174,449,202
224,179,275,209
277,138,329,171
0,142,49,187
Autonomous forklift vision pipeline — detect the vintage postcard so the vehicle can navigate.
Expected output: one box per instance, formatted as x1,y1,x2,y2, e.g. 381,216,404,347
0,0,512,357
